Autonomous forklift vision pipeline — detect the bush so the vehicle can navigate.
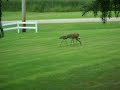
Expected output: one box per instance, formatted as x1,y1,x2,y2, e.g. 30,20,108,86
3,0,92,12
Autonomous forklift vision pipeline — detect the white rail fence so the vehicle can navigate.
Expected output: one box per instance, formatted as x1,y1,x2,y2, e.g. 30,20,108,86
3,22,38,33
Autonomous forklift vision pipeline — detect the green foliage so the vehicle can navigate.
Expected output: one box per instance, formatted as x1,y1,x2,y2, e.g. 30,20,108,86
2,0,92,12
82,0,120,23
0,22,120,90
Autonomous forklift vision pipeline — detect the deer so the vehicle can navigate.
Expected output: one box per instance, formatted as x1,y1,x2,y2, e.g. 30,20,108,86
59,33,82,46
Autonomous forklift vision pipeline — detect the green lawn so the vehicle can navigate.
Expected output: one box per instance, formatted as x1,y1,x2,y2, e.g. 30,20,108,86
0,22,120,90
2,11,106,21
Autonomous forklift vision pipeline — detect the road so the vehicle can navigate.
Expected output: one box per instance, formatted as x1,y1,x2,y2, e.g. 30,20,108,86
2,17,120,24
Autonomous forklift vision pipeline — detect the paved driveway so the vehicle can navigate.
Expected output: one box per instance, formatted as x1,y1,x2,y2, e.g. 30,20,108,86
2,17,120,24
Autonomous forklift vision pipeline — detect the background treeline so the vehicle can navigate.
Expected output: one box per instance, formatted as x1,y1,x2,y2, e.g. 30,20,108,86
3,0,93,12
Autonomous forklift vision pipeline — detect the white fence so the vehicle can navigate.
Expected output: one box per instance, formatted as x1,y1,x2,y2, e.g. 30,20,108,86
3,21,38,33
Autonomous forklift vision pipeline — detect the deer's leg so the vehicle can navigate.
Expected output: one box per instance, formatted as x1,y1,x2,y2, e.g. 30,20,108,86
60,39,68,46
65,39,68,45
60,39,64,46
76,38,82,45
71,39,75,46
73,39,75,45
75,38,78,45
71,39,73,45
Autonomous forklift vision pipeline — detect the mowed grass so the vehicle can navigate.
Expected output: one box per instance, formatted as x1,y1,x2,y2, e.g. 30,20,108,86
2,11,107,21
0,22,120,90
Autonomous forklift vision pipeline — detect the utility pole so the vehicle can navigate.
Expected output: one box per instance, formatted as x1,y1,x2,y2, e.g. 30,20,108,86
22,0,26,32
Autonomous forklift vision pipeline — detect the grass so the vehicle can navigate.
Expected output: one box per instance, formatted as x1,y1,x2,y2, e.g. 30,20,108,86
2,11,105,21
0,22,120,90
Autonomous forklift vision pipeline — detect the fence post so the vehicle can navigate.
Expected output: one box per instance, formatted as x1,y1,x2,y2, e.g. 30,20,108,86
17,22,20,33
35,22,38,33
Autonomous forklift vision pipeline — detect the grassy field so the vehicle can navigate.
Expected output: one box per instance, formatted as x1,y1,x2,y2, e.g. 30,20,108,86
2,11,112,21
0,22,120,90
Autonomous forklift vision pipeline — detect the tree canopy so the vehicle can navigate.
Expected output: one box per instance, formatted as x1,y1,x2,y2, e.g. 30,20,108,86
82,0,120,23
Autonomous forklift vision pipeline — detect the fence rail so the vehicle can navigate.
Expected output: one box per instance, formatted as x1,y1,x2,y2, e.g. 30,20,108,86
3,21,38,33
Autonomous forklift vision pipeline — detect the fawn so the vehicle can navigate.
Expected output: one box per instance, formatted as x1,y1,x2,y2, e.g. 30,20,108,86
59,33,82,46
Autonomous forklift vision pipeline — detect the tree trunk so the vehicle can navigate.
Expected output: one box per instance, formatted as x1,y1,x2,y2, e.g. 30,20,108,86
0,0,4,38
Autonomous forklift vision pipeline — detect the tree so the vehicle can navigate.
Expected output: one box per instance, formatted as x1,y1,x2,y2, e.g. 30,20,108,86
82,0,120,23
0,0,8,38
